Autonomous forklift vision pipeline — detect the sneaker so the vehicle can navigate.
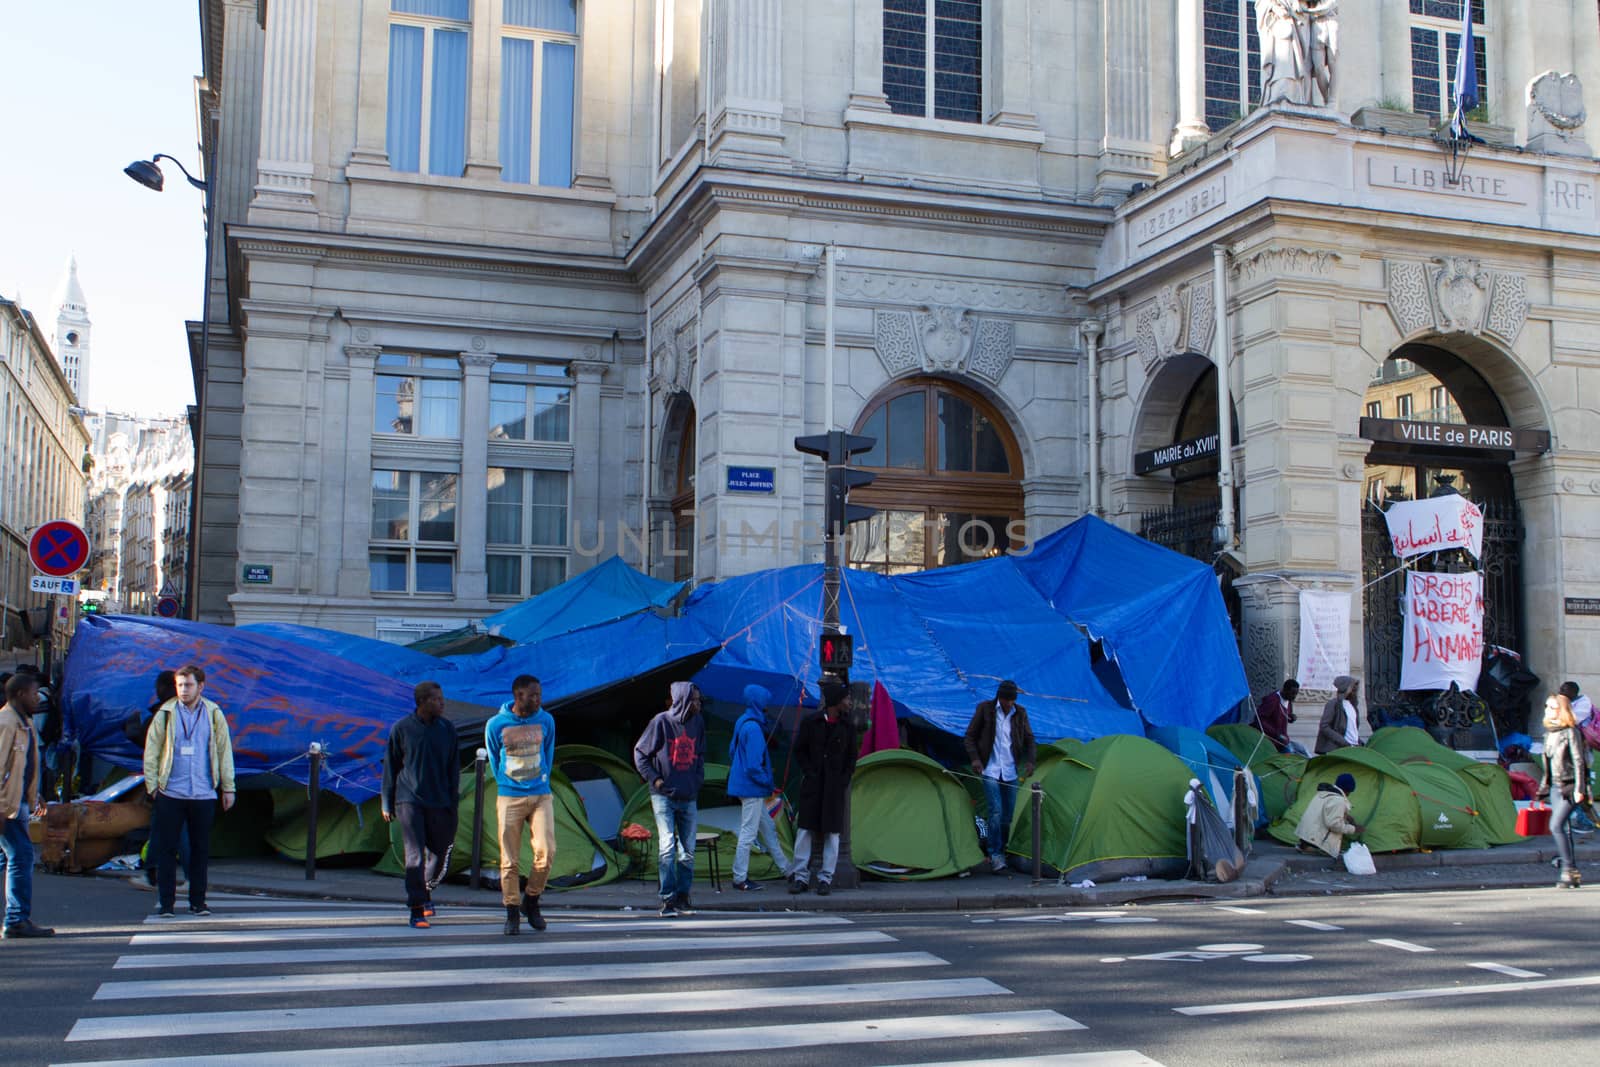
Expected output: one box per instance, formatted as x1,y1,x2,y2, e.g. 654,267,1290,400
2,920,55,939
188,905,212,917
788,878,808,895
421,901,436,918
732,880,765,892
157,909,176,919
409,913,431,929
675,894,695,915
990,855,1008,874
816,881,832,896
659,900,679,918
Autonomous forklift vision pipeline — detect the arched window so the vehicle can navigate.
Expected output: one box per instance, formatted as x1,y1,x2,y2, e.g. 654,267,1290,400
847,378,1023,575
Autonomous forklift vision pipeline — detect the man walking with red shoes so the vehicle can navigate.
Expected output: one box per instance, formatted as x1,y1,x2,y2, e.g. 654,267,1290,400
383,681,459,928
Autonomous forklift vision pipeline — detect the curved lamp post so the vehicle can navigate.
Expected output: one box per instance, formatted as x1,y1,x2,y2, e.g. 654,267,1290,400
124,151,213,620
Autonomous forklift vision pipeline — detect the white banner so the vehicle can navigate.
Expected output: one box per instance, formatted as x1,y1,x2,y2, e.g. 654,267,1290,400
1295,590,1351,691
1401,571,1484,691
1382,496,1484,560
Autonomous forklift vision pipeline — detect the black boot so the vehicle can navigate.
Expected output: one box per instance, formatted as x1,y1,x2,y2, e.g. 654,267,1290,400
504,903,521,935
522,893,546,932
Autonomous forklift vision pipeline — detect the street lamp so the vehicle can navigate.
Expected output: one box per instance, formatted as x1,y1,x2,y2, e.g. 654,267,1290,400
124,150,214,621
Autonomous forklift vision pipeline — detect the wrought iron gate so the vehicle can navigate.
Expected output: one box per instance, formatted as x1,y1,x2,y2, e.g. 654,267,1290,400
1361,497,1524,715
1138,501,1221,563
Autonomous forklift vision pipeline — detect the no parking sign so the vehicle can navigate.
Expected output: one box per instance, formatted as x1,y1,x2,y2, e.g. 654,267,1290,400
29,520,90,578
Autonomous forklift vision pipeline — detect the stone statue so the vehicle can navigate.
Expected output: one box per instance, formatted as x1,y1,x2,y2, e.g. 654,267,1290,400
1526,71,1590,157
1258,0,1339,109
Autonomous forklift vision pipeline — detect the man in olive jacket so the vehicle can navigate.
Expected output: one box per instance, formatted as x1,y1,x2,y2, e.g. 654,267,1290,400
964,679,1036,873
143,664,236,918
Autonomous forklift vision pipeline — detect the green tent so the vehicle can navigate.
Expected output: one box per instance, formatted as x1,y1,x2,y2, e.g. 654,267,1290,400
1011,734,1194,880
374,767,623,890
850,750,984,880
1366,727,1520,846
1255,752,1308,824
1207,724,1285,773
1268,746,1483,853
266,788,391,862
617,763,794,882
554,744,639,846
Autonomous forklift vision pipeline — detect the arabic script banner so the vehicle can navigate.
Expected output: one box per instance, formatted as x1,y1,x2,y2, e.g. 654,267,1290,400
1382,496,1484,560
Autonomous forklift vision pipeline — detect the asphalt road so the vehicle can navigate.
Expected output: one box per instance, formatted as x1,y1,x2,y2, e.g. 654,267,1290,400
4,873,1596,1066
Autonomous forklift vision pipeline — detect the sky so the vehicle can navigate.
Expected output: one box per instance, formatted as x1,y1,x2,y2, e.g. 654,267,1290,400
0,2,207,418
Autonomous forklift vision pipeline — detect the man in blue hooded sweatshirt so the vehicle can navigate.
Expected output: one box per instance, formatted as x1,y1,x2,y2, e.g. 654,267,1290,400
727,683,791,891
485,674,555,936
634,681,706,917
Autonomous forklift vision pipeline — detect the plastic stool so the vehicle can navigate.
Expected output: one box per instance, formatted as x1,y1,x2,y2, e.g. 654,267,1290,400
694,831,722,891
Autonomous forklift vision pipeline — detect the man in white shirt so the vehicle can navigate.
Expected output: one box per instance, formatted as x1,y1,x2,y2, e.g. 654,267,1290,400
963,680,1036,874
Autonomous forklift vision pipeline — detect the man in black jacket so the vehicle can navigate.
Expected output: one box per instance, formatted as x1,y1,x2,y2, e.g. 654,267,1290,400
382,681,459,928
789,681,858,896
964,680,1036,873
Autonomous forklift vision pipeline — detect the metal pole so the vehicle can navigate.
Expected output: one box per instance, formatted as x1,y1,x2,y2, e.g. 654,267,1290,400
470,747,488,890
1082,321,1103,516
1212,245,1234,548
824,245,836,433
1030,782,1043,883
1187,805,1203,881
305,742,322,881
185,129,217,622
1232,769,1250,856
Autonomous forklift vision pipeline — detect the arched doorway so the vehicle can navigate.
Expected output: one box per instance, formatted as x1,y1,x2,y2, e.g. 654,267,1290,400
1130,356,1241,560
845,378,1024,575
1358,342,1544,729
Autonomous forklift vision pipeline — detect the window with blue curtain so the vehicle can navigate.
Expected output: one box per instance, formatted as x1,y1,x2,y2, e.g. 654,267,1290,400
499,0,578,187
1409,0,1489,122
882,0,982,123
386,1,470,177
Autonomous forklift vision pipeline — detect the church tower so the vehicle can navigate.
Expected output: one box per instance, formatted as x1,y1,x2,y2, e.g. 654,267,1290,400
54,256,92,405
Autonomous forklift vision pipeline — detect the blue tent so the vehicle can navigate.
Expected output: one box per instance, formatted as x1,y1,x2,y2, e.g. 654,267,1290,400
60,615,414,800
1146,724,1264,830
483,555,686,644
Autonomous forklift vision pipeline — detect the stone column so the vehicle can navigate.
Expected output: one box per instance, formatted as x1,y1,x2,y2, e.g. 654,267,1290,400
253,0,318,215
1502,6,1536,142
348,0,392,168
1097,0,1159,201
464,0,501,179
572,0,612,190
990,0,1039,129
337,344,380,597
456,351,496,601
710,0,785,162
319,350,352,595
1379,0,1411,106
570,360,607,574
1170,0,1209,153
847,0,890,112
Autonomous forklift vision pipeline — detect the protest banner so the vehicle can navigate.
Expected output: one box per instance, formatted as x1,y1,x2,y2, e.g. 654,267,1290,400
1295,590,1350,691
1382,496,1484,560
1401,571,1484,691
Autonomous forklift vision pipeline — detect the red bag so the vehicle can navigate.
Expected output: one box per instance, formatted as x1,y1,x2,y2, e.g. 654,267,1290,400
1507,770,1539,800
1516,803,1551,837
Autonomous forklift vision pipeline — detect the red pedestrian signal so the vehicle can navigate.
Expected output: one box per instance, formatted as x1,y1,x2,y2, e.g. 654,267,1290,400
819,631,854,670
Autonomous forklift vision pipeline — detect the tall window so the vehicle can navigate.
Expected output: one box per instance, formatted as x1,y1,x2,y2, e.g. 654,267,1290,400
370,469,458,594
1203,0,1261,131
375,354,461,438
387,0,470,175
1366,400,1383,420
883,0,983,123
847,379,1022,575
500,0,578,187
1410,1,1488,122
488,359,571,441
1396,393,1414,419
487,467,569,598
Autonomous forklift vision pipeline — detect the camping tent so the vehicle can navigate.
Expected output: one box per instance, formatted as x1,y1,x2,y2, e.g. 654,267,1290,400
1207,724,1285,773
1267,746,1487,853
1147,726,1261,830
265,789,391,863
849,750,984,880
616,763,794,882
1366,727,1521,846
1254,752,1308,824
554,744,640,845
373,767,623,889
1011,735,1194,880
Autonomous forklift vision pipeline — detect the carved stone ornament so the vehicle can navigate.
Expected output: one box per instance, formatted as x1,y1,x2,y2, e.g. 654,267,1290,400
1385,257,1528,345
648,340,677,392
1188,276,1216,356
874,311,921,377
1433,256,1491,335
671,324,697,394
1152,286,1184,356
968,320,1015,385
1233,246,1341,281
917,306,974,371
1133,282,1203,369
1527,71,1589,154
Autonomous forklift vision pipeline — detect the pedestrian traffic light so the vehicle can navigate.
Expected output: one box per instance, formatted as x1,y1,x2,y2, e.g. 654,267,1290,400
794,430,877,532
819,630,854,671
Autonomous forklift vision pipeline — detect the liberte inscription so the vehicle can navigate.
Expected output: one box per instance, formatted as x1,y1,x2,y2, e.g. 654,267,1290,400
1365,157,1532,205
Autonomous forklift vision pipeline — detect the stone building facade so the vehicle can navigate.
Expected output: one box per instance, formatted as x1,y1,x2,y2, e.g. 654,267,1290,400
84,414,195,613
192,1,1600,722
0,298,91,653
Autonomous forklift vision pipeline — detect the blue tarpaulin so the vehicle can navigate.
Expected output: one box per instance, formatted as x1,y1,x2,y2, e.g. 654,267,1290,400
240,622,459,684
60,615,414,799
483,555,685,644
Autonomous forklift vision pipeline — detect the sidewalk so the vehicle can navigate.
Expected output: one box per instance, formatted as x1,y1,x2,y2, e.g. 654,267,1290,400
119,835,1600,914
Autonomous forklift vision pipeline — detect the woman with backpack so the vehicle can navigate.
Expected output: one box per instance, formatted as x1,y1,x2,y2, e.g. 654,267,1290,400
1538,692,1590,889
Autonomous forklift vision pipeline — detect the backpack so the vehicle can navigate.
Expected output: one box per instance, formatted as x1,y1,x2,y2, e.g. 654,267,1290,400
1580,711,1600,752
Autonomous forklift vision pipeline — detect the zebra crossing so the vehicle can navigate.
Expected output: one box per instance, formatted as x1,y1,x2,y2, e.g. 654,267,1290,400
49,894,1165,1067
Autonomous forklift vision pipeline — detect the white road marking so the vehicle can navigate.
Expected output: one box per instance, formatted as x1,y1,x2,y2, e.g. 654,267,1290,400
94,950,947,1000
130,912,850,944
113,928,895,970
1095,917,1158,924
1369,938,1434,953
1470,962,1544,979
1175,973,1600,1016
1241,954,1313,963
1196,943,1263,953
1285,920,1343,931
49,1010,1085,1067
883,1054,1164,1066
1212,905,1264,914
68,978,1013,1041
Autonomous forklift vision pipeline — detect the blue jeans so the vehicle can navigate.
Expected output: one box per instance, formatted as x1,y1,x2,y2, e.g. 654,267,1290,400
982,776,1019,861
733,796,790,883
649,793,697,902
1,813,35,928
1551,793,1578,870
